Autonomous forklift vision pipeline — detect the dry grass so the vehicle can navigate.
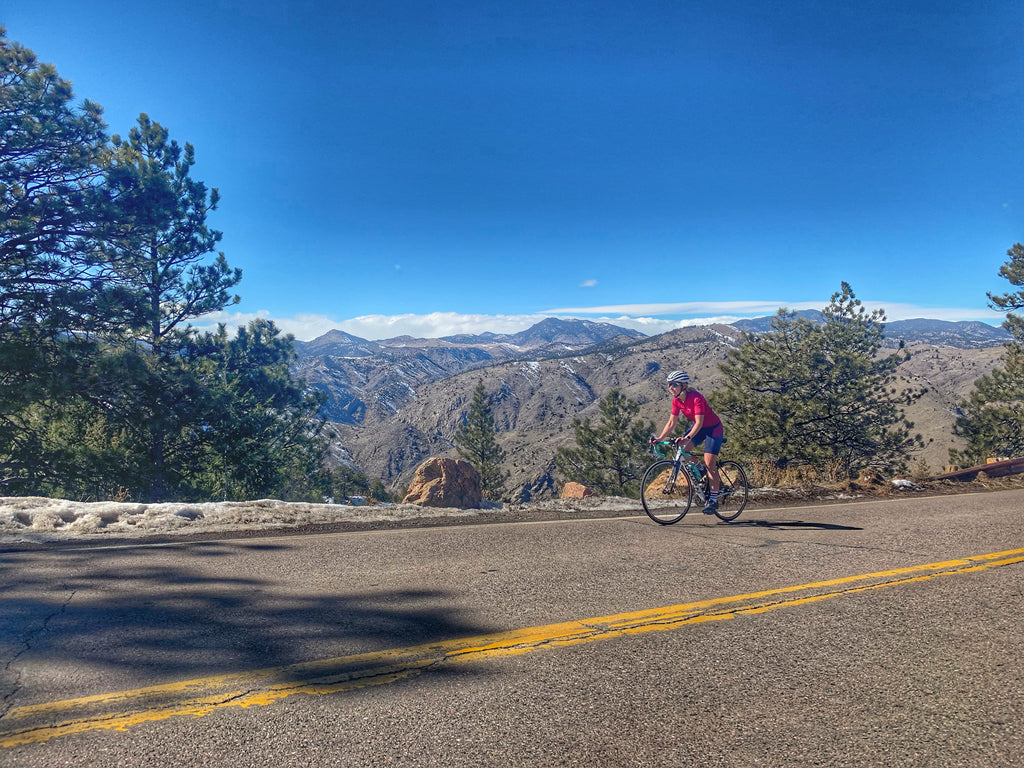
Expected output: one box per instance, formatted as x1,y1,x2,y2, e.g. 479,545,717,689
955,472,1024,491
744,459,849,489
742,457,1024,499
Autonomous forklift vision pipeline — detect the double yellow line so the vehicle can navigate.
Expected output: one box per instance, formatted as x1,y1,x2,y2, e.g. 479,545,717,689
4,547,1024,747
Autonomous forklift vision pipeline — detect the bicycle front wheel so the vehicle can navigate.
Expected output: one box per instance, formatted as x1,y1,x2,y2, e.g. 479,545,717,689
714,460,750,522
641,460,694,525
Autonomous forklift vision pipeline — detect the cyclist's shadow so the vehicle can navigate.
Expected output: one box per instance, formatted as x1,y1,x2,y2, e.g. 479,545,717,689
725,519,863,531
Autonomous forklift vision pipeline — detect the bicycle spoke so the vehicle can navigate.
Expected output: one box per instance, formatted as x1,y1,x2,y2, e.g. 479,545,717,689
714,461,750,522
641,460,693,524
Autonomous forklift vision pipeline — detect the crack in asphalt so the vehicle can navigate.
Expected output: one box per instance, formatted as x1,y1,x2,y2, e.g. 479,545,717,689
0,586,76,721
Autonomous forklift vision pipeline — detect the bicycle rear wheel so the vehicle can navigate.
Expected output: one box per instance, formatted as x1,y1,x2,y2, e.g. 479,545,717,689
641,460,694,525
714,460,750,522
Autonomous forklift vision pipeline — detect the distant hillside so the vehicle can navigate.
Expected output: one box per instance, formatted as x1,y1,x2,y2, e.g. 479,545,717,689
731,310,823,332
733,312,1009,349
295,317,645,358
296,329,382,358
502,317,645,348
882,319,1010,348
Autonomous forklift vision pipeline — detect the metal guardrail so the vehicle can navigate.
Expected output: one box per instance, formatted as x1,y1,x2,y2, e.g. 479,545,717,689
931,457,1024,481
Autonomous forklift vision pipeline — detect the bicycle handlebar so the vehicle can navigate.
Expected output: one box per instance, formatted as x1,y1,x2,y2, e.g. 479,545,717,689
649,437,694,459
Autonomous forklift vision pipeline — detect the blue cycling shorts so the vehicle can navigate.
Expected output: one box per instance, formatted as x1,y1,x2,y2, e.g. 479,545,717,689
690,423,724,456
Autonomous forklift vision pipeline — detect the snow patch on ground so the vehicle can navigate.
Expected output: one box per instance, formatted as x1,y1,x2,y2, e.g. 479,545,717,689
0,494,645,543
891,478,921,491
0,496,484,543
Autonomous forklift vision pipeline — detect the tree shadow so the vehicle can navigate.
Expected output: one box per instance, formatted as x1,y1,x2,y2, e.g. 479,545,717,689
0,540,501,706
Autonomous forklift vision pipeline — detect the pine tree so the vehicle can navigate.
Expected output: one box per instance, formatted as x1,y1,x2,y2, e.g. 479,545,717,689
952,244,1024,464
91,114,242,500
988,243,1024,343
188,319,328,501
0,29,112,492
329,466,371,501
0,28,109,328
555,389,654,497
716,283,923,476
951,347,1024,464
454,380,509,499
100,114,241,354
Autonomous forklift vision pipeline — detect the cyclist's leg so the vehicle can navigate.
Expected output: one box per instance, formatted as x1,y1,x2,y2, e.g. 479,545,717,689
704,451,720,491
700,429,724,493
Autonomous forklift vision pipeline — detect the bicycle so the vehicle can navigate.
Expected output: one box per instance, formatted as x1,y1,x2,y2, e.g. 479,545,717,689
640,438,750,525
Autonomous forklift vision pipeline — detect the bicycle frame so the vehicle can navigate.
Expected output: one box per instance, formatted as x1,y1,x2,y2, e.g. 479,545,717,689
652,440,707,501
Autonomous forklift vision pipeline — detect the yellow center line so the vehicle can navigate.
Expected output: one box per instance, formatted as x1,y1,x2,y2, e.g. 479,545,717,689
3,547,1023,747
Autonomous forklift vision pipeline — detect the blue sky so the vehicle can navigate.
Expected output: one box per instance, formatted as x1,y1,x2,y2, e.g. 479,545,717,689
5,1,1022,340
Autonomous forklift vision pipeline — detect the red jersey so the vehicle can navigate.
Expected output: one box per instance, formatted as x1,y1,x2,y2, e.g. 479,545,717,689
671,390,721,427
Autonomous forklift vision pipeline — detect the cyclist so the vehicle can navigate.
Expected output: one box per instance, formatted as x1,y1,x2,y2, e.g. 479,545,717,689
651,370,725,514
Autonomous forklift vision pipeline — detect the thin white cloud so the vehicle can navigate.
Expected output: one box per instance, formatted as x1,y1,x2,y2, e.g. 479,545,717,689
192,310,344,341
195,310,547,341
337,312,551,340
542,300,824,315
580,279,598,288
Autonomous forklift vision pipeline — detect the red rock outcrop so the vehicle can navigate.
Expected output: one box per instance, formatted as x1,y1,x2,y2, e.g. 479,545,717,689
560,482,596,499
402,458,482,509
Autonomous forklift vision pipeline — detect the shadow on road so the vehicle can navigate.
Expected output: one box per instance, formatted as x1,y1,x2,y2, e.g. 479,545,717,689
726,519,863,531
0,540,497,700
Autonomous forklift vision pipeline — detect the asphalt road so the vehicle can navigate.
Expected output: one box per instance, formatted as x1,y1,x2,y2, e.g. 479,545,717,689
2,489,1023,767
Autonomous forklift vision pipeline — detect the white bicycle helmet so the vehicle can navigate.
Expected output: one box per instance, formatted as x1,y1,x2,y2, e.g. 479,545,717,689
665,370,690,385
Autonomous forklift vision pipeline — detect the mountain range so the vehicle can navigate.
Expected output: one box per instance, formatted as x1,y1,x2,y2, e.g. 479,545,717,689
732,311,1011,348
294,318,644,423
294,316,1012,498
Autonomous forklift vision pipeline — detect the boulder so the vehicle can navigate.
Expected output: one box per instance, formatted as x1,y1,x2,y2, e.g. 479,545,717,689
402,458,482,509
560,482,596,499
